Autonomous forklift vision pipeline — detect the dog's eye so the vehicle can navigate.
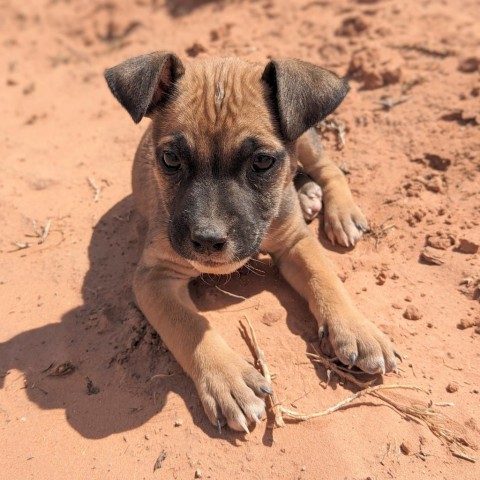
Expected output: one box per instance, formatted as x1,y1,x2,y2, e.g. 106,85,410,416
161,151,181,172
252,154,276,172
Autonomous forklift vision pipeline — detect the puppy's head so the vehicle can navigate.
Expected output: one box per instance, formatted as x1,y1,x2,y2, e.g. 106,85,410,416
105,52,348,274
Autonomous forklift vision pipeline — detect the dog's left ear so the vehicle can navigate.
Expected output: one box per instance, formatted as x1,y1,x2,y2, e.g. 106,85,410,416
104,51,185,123
262,59,349,142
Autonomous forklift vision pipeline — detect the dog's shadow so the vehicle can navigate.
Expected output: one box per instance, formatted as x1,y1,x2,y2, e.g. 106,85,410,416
0,196,371,441
0,196,221,440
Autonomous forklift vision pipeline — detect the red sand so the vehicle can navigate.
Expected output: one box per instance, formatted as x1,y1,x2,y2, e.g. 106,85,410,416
1,1,479,479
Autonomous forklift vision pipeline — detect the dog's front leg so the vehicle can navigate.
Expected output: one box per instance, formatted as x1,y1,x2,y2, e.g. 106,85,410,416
264,204,397,374
133,260,270,432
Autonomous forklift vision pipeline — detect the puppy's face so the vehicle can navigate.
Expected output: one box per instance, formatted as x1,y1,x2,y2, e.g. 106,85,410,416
105,52,349,274
151,59,292,273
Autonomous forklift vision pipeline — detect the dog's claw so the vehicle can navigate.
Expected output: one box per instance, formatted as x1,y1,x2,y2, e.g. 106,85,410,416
216,418,223,434
394,349,403,362
318,324,328,342
348,353,357,367
238,418,250,434
260,385,273,395
323,197,368,248
355,222,368,233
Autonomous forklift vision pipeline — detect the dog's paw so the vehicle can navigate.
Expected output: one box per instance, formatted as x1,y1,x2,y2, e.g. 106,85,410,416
194,353,270,432
298,180,323,222
323,197,368,247
319,312,398,374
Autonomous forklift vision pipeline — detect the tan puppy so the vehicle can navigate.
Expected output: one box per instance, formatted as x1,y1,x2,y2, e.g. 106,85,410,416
104,52,397,433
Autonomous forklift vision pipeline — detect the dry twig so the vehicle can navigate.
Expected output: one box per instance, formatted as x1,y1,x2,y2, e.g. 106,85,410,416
375,96,412,110
244,316,285,427
26,219,52,244
388,43,454,58
215,286,248,301
365,216,395,249
87,176,101,202
10,241,30,251
39,220,51,244
279,384,424,420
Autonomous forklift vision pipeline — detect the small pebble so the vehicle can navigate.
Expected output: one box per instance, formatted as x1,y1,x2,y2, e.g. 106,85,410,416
403,305,423,320
446,383,458,393
145,434,150,440
400,441,412,455
457,238,479,254
376,271,387,285
174,419,183,427
195,469,203,478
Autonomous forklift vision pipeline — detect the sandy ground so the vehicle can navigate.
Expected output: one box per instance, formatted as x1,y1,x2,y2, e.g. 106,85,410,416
1,0,479,479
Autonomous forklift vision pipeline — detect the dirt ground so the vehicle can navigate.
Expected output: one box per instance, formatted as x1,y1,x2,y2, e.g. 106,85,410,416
1,0,479,479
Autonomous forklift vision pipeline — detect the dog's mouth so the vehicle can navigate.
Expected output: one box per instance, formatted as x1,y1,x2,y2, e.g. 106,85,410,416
187,257,250,275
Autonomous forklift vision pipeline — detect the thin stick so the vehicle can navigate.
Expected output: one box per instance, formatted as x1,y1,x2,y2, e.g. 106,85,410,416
32,219,42,237
87,176,101,202
244,316,285,427
451,451,477,463
279,384,425,421
39,220,51,244
375,96,412,110
215,286,248,301
11,242,30,251
147,373,177,382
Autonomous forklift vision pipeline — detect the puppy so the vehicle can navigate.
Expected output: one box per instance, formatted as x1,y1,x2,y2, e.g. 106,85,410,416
104,52,397,432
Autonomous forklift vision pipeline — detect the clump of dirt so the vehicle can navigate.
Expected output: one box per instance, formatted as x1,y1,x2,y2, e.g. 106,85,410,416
347,46,403,90
426,232,456,250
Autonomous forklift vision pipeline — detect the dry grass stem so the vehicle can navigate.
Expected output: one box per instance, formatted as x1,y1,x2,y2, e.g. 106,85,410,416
87,176,101,202
279,384,425,420
215,286,248,301
39,220,51,244
365,216,396,248
373,391,477,462
375,96,412,110
148,373,177,382
244,316,285,427
389,43,454,58
27,219,52,244
11,241,30,251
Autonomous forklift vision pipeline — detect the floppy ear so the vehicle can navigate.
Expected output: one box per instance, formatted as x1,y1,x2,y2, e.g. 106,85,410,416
262,59,349,141
104,51,185,123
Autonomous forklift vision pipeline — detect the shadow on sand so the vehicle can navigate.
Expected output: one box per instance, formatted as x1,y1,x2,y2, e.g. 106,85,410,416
0,195,372,442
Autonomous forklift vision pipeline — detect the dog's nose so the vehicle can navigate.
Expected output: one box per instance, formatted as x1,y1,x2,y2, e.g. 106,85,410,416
190,227,228,254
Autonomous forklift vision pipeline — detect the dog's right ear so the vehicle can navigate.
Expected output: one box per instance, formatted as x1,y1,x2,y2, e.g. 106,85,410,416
104,51,185,124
